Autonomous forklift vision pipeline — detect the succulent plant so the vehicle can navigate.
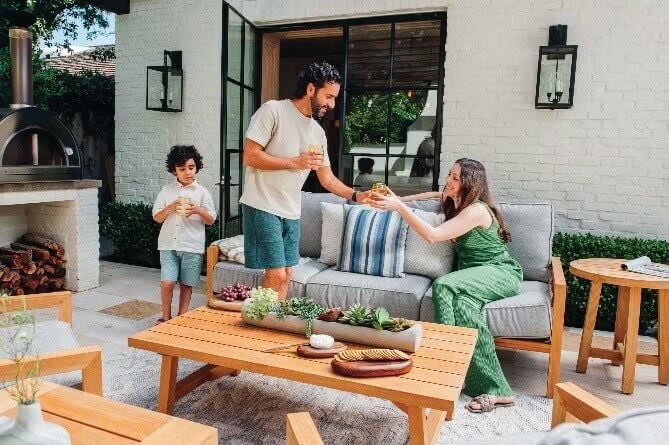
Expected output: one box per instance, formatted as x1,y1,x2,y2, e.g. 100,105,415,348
338,304,375,327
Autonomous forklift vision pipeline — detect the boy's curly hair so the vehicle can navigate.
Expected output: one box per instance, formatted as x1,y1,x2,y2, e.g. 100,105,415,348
293,61,342,98
165,145,203,173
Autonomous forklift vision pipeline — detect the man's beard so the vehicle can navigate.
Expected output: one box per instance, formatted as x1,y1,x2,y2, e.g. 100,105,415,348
310,96,328,119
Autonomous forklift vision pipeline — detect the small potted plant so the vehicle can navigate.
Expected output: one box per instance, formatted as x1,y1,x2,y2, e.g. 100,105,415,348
0,292,70,444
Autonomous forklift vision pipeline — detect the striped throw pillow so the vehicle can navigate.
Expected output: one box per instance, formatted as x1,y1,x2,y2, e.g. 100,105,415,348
338,205,409,278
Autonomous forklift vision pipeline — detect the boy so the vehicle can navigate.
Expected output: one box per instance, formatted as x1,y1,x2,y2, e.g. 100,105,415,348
152,145,217,323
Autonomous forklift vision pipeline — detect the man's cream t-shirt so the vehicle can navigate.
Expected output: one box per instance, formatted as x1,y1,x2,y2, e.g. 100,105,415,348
239,99,330,219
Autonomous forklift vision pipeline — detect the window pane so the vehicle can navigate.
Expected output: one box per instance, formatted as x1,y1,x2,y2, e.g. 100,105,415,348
243,22,257,87
226,82,241,151
227,10,243,82
352,155,386,189
348,24,391,89
242,87,255,138
344,92,388,154
393,20,441,88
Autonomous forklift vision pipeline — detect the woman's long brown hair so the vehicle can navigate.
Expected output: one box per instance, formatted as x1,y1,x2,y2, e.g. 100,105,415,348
442,158,512,243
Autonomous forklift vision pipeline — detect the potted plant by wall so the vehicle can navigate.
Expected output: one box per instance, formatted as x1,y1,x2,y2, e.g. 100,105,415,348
0,293,70,444
241,288,423,352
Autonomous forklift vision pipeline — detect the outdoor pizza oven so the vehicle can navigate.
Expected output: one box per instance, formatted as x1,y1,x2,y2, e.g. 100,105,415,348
0,27,81,182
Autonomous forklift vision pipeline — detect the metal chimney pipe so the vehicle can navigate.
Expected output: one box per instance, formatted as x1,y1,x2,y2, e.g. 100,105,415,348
9,26,33,109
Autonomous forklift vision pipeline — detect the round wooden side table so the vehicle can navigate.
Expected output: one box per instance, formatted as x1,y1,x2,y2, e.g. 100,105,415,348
570,258,669,394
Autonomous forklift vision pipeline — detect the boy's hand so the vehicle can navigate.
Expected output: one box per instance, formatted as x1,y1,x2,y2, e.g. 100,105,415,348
167,199,180,214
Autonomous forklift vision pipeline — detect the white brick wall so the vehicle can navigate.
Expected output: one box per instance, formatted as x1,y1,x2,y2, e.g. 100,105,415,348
116,0,668,240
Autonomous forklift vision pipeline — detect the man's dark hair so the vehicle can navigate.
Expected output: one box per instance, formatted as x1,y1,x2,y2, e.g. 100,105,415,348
293,61,342,98
165,145,204,173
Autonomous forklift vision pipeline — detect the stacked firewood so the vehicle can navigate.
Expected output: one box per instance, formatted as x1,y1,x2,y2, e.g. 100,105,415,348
0,234,66,296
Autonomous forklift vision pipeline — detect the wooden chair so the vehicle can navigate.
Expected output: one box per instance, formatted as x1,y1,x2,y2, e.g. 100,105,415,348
286,382,619,444
0,291,103,395
494,257,567,398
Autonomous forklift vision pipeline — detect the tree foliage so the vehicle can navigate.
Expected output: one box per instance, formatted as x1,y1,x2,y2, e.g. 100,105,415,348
0,0,109,50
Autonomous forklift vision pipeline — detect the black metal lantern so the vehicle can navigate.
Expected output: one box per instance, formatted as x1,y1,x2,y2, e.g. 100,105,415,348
146,50,183,112
535,25,577,109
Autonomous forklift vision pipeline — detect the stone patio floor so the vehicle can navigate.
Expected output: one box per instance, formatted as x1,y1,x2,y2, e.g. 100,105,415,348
67,260,668,412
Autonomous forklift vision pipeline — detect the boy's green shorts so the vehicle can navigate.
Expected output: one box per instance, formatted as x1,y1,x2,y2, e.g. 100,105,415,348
242,204,300,269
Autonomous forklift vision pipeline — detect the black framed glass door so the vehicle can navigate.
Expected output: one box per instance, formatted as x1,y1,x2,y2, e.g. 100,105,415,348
220,3,259,237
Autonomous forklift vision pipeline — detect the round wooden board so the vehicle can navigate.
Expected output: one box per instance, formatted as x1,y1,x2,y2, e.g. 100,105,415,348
331,357,413,377
297,342,347,358
207,298,243,311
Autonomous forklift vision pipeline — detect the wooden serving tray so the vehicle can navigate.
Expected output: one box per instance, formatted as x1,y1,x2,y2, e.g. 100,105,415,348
331,357,413,377
207,298,243,311
296,342,347,358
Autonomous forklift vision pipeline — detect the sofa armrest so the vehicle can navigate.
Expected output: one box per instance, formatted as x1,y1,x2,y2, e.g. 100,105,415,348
0,291,72,326
286,412,324,445
0,345,103,396
205,244,220,300
550,257,567,335
552,382,619,427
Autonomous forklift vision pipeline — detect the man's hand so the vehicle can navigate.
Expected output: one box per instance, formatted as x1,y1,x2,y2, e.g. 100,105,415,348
355,190,374,204
293,152,324,171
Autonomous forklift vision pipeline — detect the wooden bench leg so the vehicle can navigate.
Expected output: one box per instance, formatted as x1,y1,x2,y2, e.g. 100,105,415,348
81,349,103,396
621,287,641,394
611,286,630,366
158,355,179,414
576,280,602,373
658,289,668,385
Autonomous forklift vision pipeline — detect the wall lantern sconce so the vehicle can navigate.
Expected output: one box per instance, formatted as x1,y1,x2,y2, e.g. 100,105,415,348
535,25,577,109
146,50,183,112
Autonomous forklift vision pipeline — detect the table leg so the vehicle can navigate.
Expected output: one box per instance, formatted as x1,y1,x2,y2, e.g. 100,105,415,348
621,287,641,394
158,355,179,414
658,289,669,385
576,280,602,373
407,406,445,445
611,286,630,366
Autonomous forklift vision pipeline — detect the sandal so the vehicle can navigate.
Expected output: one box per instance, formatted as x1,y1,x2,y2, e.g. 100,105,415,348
155,318,168,325
466,394,515,413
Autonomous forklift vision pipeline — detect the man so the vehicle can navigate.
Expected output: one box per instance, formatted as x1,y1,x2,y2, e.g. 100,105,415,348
239,61,371,300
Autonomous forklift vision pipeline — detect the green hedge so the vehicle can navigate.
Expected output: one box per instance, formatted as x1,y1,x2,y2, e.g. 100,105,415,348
100,201,667,334
553,233,668,336
100,201,219,269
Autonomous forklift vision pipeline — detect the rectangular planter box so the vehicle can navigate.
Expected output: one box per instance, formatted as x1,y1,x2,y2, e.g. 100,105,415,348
241,310,423,353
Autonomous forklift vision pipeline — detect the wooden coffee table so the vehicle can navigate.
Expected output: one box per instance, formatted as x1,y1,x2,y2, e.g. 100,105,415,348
0,381,217,444
571,258,669,394
128,307,477,445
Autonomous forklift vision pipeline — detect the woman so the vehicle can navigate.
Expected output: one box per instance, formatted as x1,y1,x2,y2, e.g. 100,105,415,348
370,158,522,413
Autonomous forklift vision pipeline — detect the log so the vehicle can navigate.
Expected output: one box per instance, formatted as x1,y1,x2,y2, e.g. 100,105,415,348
11,243,50,261
0,246,31,261
20,276,40,292
51,267,66,279
47,278,64,290
21,234,65,259
42,264,55,275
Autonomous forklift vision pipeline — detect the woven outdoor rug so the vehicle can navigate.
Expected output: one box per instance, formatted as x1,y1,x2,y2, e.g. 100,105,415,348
103,348,551,444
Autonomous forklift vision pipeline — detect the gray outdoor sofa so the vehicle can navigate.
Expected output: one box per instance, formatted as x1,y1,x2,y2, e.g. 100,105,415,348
206,192,567,397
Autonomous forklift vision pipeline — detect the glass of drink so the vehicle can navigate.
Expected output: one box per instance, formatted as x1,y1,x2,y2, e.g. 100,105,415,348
176,196,192,216
371,182,389,196
301,144,324,165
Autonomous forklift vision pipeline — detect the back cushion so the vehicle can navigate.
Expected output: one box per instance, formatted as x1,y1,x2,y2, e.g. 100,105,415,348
498,203,553,282
338,205,409,278
405,198,442,213
300,192,346,258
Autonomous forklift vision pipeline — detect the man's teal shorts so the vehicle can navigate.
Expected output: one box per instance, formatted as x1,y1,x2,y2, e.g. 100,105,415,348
242,204,300,269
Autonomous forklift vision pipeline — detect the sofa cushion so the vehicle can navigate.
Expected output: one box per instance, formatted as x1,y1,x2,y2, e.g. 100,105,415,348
300,192,346,258
405,198,442,213
213,258,329,299
498,203,553,283
305,267,431,321
319,202,344,265
419,281,552,339
338,205,409,278
404,208,455,279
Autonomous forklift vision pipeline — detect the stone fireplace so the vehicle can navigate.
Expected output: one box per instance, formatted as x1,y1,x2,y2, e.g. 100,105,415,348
0,180,101,291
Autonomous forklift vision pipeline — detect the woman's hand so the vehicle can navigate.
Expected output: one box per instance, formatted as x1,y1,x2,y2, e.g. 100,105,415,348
369,188,403,212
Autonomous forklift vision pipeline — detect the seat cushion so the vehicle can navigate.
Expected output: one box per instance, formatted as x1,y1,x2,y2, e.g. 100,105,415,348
420,281,552,339
498,203,553,283
305,267,431,321
0,320,81,387
299,192,346,258
213,258,329,299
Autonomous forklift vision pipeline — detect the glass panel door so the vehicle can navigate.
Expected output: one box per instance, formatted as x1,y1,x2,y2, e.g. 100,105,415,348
221,4,259,237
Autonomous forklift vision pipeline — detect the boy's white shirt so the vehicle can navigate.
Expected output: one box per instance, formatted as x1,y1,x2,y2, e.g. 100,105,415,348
152,179,217,253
